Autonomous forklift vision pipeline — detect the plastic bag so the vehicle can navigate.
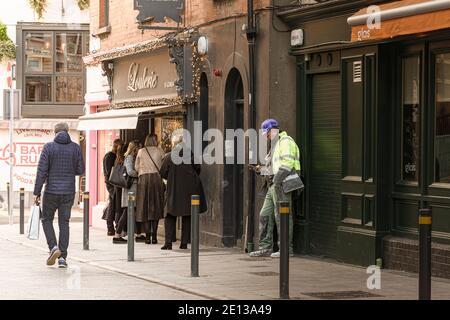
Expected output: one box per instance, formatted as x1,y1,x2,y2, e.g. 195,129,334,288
27,205,41,240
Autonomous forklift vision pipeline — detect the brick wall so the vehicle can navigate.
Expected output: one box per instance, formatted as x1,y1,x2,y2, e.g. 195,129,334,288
90,0,273,51
383,236,450,279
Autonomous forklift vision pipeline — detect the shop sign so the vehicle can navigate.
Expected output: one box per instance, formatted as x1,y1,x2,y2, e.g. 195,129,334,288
113,51,178,104
127,63,159,92
0,129,79,191
134,0,184,24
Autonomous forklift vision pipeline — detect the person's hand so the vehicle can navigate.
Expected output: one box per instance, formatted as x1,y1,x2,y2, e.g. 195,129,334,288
248,164,261,173
33,195,40,205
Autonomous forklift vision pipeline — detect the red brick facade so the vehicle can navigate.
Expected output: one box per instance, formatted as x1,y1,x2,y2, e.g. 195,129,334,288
90,0,272,51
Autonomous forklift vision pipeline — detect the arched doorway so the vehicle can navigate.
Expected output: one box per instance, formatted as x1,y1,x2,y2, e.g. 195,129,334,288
223,68,244,247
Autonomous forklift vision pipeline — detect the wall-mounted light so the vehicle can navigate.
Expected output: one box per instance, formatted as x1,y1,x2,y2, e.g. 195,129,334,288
197,36,208,56
213,69,222,77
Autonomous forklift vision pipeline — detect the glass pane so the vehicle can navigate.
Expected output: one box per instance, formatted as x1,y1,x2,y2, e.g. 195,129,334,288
24,32,52,73
25,76,52,102
435,53,450,183
402,56,421,182
56,33,83,73
56,76,83,103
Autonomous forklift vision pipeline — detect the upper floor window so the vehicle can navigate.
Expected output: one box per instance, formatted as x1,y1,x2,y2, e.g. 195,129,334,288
24,31,88,104
99,0,110,28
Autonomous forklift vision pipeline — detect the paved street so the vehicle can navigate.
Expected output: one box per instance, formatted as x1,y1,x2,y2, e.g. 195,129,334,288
0,211,200,300
0,217,450,300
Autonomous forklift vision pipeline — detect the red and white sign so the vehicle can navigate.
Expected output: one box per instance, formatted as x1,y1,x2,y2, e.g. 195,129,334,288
6,62,12,89
0,129,79,191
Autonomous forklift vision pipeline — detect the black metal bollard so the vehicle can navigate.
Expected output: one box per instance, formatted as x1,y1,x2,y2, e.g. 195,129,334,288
127,192,136,262
19,188,24,234
279,201,290,300
83,192,89,250
419,208,432,300
191,195,200,277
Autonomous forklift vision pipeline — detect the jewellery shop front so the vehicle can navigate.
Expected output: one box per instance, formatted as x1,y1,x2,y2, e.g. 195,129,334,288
79,34,199,229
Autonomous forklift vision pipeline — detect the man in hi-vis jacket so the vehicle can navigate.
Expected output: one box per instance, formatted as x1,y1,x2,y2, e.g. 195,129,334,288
250,119,301,258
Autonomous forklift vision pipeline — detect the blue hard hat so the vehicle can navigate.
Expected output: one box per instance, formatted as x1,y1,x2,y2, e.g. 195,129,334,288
261,119,279,135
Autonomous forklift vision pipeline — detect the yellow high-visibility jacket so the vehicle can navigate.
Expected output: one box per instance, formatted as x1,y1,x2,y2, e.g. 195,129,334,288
272,131,301,176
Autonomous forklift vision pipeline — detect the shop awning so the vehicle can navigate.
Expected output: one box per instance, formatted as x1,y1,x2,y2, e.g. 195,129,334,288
77,106,174,131
348,0,450,42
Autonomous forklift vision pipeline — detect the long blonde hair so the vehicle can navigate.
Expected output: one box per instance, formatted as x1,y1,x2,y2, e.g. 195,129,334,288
125,140,140,157
144,133,159,147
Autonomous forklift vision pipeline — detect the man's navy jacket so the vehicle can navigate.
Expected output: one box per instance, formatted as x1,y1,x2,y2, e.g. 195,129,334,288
34,131,85,196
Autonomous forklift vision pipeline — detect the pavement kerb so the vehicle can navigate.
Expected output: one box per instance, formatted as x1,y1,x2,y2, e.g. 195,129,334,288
2,235,228,300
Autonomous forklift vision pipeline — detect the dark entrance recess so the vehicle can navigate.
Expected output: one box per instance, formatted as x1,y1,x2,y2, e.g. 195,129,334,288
121,118,150,147
223,68,244,247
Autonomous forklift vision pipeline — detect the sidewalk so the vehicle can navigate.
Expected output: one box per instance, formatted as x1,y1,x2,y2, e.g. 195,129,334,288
1,222,450,300
0,208,83,225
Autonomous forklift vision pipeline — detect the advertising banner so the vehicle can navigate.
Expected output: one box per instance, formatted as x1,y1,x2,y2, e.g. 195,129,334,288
0,129,79,191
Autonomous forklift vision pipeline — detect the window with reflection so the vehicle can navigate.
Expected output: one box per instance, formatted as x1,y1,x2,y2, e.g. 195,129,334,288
401,56,421,182
25,76,52,102
56,33,83,73
435,53,450,183
23,30,88,104
56,76,83,103
25,32,53,73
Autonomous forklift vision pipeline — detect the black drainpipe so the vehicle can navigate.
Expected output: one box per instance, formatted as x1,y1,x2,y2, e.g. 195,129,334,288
246,0,257,253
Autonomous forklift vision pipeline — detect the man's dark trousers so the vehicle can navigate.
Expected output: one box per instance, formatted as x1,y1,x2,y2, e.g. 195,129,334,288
41,192,75,259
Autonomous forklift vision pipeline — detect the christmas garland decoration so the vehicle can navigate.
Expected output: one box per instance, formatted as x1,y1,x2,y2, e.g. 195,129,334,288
111,96,183,110
84,33,177,66
28,0,48,19
87,29,203,110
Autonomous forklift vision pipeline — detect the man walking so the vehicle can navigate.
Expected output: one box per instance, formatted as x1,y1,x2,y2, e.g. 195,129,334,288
250,119,301,258
34,123,85,268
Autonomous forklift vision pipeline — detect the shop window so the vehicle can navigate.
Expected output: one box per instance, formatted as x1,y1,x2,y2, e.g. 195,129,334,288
154,117,184,153
24,32,53,73
434,52,450,183
401,55,421,182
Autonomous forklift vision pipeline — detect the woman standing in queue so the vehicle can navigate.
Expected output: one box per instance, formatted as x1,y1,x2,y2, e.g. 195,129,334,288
113,140,141,244
135,133,165,244
160,133,207,250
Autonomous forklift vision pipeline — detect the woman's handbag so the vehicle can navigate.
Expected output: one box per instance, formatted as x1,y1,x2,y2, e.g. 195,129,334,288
109,164,128,188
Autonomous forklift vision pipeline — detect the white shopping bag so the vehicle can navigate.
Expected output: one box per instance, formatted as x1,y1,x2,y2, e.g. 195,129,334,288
27,205,41,240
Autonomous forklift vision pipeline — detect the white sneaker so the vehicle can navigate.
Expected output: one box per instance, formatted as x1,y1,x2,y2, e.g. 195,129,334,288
270,251,294,258
249,249,272,257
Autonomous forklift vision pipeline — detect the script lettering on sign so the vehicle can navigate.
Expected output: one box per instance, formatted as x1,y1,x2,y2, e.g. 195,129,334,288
127,62,159,92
